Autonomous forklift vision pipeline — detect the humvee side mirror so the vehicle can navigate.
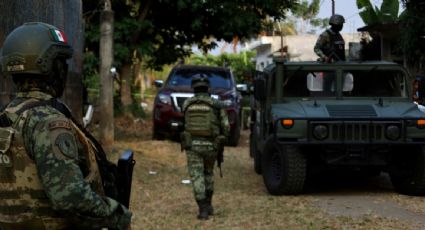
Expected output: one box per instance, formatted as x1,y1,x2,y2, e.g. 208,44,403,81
154,80,164,88
254,79,266,101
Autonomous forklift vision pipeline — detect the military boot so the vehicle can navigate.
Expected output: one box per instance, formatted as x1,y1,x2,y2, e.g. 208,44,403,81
205,190,214,215
196,199,209,220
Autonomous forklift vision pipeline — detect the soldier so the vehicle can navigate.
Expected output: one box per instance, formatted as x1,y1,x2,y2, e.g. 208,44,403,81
181,74,229,220
314,14,346,62
0,22,131,229
314,14,346,95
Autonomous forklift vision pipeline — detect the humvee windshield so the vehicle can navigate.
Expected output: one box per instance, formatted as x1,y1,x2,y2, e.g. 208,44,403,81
282,68,406,98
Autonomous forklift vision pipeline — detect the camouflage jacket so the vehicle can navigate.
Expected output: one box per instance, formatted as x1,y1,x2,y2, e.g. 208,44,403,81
183,93,230,141
0,91,131,229
314,28,346,61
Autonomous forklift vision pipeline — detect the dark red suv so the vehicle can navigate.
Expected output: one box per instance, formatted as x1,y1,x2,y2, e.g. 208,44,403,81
152,64,242,146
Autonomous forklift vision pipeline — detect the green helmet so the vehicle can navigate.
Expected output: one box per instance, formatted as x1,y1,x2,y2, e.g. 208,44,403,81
0,22,73,76
329,14,345,26
191,74,210,89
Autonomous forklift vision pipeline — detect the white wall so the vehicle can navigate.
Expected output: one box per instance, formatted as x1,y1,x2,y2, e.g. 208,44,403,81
251,33,362,71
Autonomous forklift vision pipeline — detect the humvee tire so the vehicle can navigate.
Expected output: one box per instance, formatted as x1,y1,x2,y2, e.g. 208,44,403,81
250,132,262,174
262,143,306,195
390,146,425,195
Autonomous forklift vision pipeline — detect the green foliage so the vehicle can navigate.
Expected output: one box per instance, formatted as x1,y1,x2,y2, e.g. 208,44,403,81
399,0,425,66
357,0,400,25
290,0,327,34
113,92,146,118
83,0,297,70
188,51,256,83
82,50,100,90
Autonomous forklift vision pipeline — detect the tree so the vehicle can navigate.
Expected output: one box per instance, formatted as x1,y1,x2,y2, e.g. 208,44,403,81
357,0,401,25
190,51,256,84
399,1,425,67
98,0,115,148
291,0,326,34
83,0,298,112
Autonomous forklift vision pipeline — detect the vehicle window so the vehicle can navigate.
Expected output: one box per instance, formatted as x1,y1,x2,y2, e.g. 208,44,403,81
283,70,336,97
167,69,232,89
343,70,406,97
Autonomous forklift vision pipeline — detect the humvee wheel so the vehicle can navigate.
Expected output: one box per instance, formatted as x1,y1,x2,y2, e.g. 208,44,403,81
390,146,425,196
250,132,262,174
262,144,306,195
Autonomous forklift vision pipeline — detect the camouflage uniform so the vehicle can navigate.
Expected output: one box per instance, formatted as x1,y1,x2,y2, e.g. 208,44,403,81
314,14,346,62
314,28,346,62
182,91,229,219
0,22,131,229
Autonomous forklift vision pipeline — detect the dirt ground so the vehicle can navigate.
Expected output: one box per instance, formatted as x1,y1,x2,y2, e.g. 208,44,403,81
113,116,425,230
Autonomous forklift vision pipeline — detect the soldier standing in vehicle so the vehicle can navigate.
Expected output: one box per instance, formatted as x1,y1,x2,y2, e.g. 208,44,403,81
314,14,346,94
181,74,229,220
314,14,346,62
0,22,131,229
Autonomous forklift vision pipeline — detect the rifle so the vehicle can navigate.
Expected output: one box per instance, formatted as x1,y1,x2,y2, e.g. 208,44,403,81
117,150,136,208
216,135,226,178
217,145,224,178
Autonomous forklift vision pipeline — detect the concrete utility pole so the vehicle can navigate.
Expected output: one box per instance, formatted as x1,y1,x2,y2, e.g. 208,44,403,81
332,0,335,15
99,0,115,149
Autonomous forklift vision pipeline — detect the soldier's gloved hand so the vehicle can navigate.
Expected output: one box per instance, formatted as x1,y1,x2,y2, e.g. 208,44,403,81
324,56,331,63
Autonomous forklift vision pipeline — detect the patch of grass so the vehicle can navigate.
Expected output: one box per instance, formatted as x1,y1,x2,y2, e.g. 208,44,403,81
111,128,422,230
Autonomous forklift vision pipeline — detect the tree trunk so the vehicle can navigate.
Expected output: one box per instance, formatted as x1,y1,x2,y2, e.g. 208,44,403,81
99,1,114,148
120,63,133,109
0,0,83,121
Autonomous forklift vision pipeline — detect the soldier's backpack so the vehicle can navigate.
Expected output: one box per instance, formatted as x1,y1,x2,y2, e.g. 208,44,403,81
184,98,220,137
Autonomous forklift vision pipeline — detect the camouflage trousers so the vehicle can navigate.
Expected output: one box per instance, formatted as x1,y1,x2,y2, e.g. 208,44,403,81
186,143,217,201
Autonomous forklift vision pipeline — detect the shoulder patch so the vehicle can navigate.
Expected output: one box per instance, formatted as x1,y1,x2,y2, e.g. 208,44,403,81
54,133,77,159
49,120,71,130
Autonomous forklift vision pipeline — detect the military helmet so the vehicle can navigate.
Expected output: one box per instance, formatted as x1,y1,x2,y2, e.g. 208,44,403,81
191,74,210,89
1,22,73,76
329,14,345,25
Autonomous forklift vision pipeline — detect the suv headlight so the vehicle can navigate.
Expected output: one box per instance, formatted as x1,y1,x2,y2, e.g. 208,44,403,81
158,93,171,105
222,99,234,107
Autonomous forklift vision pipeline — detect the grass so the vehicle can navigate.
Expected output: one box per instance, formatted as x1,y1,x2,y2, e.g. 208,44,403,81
110,115,423,230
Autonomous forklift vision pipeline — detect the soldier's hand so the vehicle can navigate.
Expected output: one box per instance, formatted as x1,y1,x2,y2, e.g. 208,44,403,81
324,56,331,63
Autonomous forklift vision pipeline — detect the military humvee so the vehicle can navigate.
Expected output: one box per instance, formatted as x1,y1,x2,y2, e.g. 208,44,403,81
250,58,425,195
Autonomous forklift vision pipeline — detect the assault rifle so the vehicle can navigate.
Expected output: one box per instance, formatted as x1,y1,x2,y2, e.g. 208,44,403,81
216,135,226,178
117,150,136,208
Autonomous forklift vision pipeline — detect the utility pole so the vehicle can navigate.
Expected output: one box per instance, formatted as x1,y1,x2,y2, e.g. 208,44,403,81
99,0,115,149
331,0,335,15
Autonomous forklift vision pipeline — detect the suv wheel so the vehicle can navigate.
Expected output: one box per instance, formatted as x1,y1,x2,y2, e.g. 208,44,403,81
389,146,425,195
262,144,306,195
228,116,241,146
152,125,165,140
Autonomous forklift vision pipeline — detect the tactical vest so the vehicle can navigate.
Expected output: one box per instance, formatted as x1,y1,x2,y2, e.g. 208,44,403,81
184,98,220,138
324,30,346,61
0,99,103,229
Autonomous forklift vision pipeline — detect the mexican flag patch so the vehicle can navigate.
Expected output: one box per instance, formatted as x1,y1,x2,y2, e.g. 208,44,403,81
50,29,67,43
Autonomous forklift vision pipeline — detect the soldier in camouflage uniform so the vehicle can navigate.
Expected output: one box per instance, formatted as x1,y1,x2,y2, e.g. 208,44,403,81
314,14,346,94
314,14,346,62
0,22,131,229
181,74,229,220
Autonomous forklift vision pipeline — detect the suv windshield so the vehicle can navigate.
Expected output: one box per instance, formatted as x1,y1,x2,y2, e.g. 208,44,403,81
282,68,406,98
167,69,232,89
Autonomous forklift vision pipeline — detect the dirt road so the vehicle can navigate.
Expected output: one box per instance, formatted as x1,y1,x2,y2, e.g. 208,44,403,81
114,118,425,229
